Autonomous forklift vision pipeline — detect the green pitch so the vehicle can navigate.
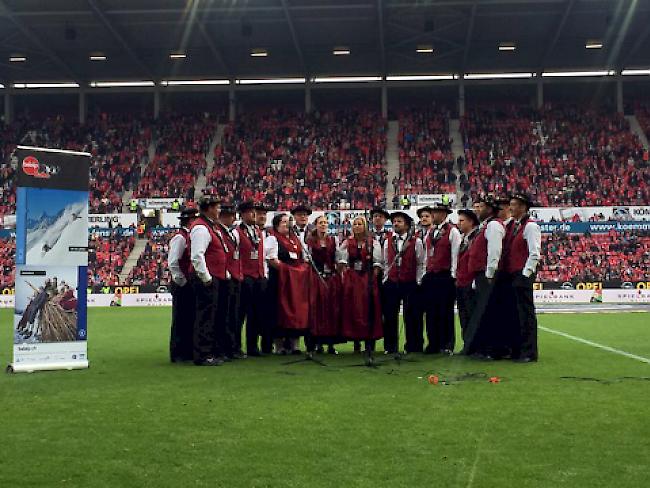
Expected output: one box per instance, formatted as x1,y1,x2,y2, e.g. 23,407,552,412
1,309,649,488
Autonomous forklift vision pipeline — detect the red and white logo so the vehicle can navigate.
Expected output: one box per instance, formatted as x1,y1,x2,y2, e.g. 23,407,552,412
22,155,58,179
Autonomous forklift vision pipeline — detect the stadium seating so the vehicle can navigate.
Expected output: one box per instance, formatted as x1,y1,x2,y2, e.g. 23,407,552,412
87,230,136,288
0,235,15,288
461,104,649,206
126,231,173,287
537,230,650,283
396,107,456,197
204,109,387,210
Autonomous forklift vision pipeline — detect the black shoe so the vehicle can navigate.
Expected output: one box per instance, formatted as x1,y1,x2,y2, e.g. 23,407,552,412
306,351,314,360
291,349,302,356
441,349,454,356
247,350,262,357
220,355,232,362
364,350,374,367
394,352,402,361
196,356,224,366
232,351,247,360
513,356,536,363
472,353,494,361
353,342,361,353
424,345,438,355
328,346,339,355
316,345,325,354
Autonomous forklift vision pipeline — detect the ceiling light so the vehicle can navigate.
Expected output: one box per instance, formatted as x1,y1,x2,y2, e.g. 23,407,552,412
498,42,516,52
585,40,603,49
160,79,230,86
89,53,107,61
313,76,382,83
90,80,155,87
621,69,650,76
386,74,454,81
10,56,26,62
333,47,350,56
169,52,186,60
237,78,306,85
542,70,615,78
250,49,268,57
416,45,434,54
13,82,80,89
464,72,534,80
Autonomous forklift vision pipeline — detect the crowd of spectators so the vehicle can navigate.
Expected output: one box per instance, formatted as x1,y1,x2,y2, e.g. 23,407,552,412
0,235,15,288
204,108,387,210
537,230,650,283
87,230,136,288
125,231,173,287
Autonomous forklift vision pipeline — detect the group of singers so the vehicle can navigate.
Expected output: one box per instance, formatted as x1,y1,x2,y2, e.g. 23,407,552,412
167,193,541,367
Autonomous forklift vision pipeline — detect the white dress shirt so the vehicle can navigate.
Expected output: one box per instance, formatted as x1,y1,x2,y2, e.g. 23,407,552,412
521,220,542,277
483,219,506,279
382,232,426,284
168,231,188,286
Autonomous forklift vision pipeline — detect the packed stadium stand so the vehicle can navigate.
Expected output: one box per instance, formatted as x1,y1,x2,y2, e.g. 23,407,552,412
87,230,136,289
204,109,388,210
126,232,173,287
537,230,650,283
0,235,15,289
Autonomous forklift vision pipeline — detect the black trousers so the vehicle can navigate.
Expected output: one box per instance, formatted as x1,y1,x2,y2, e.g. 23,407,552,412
461,274,498,356
239,276,267,354
169,281,195,361
382,280,421,353
509,272,538,360
192,277,221,362
422,271,456,352
219,278,239,356
456,285,476,346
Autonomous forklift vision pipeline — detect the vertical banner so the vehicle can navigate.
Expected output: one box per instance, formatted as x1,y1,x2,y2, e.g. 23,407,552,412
9,146,90,373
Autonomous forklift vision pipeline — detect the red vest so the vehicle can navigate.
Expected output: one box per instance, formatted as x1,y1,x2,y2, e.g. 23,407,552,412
237,224,265,279
189,216,227,280
177,228,192,278
425,222,453,273
347,237,374,272
505,217,533,274
456,229,478,288
219,224,243,281
467,218,504,277
386,232,418,283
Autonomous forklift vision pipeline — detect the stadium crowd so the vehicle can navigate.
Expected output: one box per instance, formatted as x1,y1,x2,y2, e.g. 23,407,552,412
87,230,136,288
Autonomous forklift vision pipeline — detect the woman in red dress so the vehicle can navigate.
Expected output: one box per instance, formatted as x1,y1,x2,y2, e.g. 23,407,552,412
337,216,383,366
306,215,343,356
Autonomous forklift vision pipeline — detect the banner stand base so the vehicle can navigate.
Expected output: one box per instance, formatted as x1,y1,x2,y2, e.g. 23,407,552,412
6,361,89,374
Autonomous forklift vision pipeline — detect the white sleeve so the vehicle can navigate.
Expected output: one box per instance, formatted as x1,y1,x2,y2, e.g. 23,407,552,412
264,235,279,261
190,225,212,283
168,234,187,285
485,221,505,279
522,222,542,277
372,240,383,268
415,238,426,284
449,227,462,279
382,238,389,273
336,239,349,265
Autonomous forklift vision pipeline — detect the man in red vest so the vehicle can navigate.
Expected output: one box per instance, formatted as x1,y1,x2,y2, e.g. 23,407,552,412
504,194,541,362
455,209,480,345
382,211,425,356
254,203,273,354
461,195,506,359
237,201,266,357
421,203,461,354
217,205,244,359
190,196,228,366
168,206,199,362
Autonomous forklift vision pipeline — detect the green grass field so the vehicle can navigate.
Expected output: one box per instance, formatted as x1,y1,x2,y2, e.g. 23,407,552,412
1,308,649,488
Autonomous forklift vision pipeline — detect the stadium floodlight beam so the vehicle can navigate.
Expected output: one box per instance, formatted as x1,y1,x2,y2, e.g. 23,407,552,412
464,72,534,80
312,76,382,83
10,55,26,62
585,40,603,49
386,74,454,81
169,52,187,60
250,49,268,57
542,70,615,78
498,42,516,51
13,82,80,89
416,45,434,54
90,81,155,87
621,69,650,76
237,78,306,85
160,79,230,86
333,47,351,56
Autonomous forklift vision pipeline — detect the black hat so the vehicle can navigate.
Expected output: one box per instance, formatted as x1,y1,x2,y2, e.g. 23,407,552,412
198,195,220,210
510,193,533,209
178,207,199,220
431,203,453,215
457,208,479,226
476,194,500,211
237,201,255,213
290,205,312,216
416,206,434,217
370,207,390,219
253,202,269,212
495,195,511,205
220,205,236,215
390,211,413,225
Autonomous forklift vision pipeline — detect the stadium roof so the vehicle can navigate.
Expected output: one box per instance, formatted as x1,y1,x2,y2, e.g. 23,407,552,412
0,0,649,85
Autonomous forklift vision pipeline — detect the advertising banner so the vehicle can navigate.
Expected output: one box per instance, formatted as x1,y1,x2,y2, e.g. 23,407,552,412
9,146,90,373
